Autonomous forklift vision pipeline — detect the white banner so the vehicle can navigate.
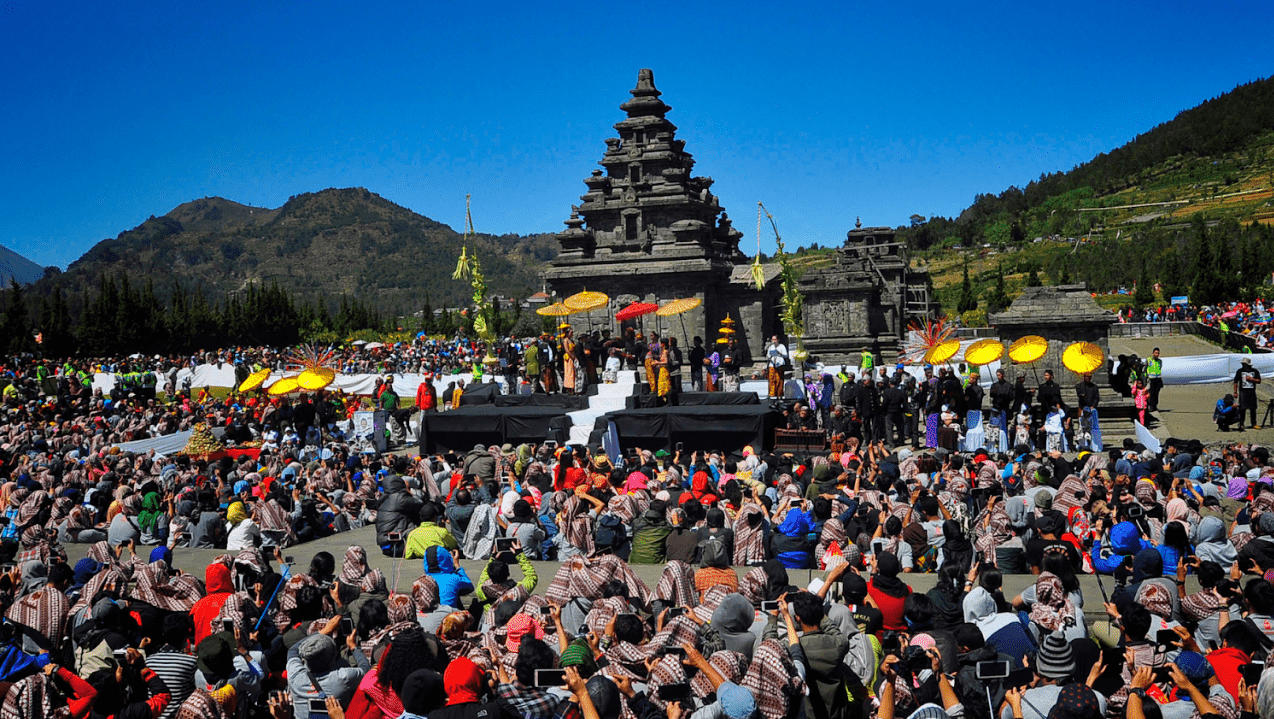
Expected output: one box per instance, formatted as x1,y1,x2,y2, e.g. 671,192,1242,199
93,369,507,399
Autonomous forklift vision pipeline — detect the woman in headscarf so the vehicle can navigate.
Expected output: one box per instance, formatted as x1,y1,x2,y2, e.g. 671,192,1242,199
690,471,718,506
223,502,259,552
866,551,912,632
341,546,370,585
106,493,141,548
1192,516,1238,567
939,519,973,575
732,502,768,566
768,501,813,570
137,492,164,546
708,594,759,660
1026,571,1085,642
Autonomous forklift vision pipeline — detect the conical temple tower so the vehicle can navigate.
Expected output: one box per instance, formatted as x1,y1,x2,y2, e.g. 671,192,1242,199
546,69,778,362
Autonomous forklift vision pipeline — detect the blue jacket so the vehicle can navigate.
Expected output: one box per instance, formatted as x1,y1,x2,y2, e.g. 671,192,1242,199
1090,521,1153,574
423,546,474,608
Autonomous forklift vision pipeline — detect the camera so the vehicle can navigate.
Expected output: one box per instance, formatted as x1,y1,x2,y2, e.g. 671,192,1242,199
902,645,930,675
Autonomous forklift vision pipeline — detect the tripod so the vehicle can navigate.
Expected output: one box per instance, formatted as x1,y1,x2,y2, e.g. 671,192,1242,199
1263,397,1274,429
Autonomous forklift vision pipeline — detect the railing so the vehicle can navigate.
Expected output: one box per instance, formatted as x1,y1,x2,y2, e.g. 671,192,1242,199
1107,322,1271,353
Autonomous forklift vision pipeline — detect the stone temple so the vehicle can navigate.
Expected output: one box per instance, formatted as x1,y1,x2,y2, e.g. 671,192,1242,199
545,69,935,366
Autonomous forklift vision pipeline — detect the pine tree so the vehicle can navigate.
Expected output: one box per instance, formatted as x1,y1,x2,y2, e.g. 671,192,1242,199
1058,263,1072,285
956,261,978,313
1133,263,1155,307
1160,250,1187,303
1027,268,1042,287
985,263,1011,312
1,280,32,355
1192,217,1219,305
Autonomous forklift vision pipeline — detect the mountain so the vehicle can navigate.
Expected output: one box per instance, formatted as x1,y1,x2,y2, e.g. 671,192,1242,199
44,188,557,312
0,244,46,286
902,75,1274,315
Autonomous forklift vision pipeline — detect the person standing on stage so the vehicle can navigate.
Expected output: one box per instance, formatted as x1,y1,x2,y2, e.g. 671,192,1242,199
667,337,684,394
1147,347,1164,412
1234,357,1262,430
688,336,705,392
766,335,789,399
705,339,723,392
720,337,740,393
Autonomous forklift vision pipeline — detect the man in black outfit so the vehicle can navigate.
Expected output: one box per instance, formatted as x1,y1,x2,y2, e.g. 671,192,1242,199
964,377,984,415
1075,373,1100,412
1036,370,1064,420
856,377,880,442
1234,357,1262,430
839,372,858,409
989,369,1013,415
880,379,907,447
688,336,706,392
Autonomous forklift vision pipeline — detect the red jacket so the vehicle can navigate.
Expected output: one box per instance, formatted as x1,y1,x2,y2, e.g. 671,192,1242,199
416,382,436,410
189,564,234,645
1208,646,1249,700
56,667,98,719
867,580,911,632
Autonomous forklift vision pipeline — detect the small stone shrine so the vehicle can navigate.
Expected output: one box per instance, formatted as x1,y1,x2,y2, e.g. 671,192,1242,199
544,69,782,362
797,223,935,362
989,284,1118,386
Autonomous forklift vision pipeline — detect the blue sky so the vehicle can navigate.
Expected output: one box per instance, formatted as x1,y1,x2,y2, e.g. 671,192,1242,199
3,1,1272,268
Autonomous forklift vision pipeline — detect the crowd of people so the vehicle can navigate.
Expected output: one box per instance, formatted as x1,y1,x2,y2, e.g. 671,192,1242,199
2,383,1274,719
8,332,1274,719
1117,300,1274,350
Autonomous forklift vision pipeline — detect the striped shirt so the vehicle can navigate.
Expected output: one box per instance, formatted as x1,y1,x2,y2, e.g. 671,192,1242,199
147,646,197,719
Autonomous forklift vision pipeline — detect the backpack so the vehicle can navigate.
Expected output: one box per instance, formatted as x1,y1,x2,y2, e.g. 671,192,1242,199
841,628,878,690
594,514,624,553
698,533,729,568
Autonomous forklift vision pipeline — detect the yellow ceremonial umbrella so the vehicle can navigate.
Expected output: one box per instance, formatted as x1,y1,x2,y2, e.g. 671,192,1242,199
237,368,271,393
565,291,608,334
564,291,608,312
964,339,1004,367
655,298,702,317
267,377,300,396
1008,335,1048,364
1062,342,1105,375
925,339,960,365
297,367,336,391
656,297,703,344
536,302,573,317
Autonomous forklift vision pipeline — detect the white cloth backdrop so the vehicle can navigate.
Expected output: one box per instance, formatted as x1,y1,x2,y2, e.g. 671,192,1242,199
93,368,506,398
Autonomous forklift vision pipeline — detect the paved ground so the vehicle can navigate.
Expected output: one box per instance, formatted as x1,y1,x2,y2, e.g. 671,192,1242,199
69,524,1191,625
1109,335,1274,446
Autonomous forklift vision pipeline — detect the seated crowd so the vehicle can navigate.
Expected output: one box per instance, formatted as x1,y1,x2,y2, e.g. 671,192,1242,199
0,413,1273,719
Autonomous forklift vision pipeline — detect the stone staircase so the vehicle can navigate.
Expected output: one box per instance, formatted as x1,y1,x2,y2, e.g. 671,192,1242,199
566,371,638,446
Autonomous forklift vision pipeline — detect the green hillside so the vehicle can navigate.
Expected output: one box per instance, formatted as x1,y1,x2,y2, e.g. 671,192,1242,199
903,76,1274,316
44,188,556,313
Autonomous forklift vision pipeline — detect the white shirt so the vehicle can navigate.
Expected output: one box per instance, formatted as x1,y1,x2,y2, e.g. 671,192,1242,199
767,343,789,368
226,518,261,551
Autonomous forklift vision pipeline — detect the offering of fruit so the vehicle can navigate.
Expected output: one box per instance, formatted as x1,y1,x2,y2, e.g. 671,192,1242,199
182,423,225,456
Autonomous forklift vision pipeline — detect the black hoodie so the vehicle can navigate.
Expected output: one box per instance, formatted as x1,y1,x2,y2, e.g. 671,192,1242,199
370,475,422,547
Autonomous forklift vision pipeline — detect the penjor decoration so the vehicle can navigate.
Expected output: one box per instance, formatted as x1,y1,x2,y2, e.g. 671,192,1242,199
759,202,806,361
453,196,500,365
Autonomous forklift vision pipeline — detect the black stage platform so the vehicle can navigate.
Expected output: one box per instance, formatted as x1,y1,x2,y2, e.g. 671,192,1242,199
624,391,761,409
590,404,782,454
418,406,572,454
459,383,592,409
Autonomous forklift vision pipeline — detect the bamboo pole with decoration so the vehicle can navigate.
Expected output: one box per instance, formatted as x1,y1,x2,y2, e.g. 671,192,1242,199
454,196,499,369
758,202,806,364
